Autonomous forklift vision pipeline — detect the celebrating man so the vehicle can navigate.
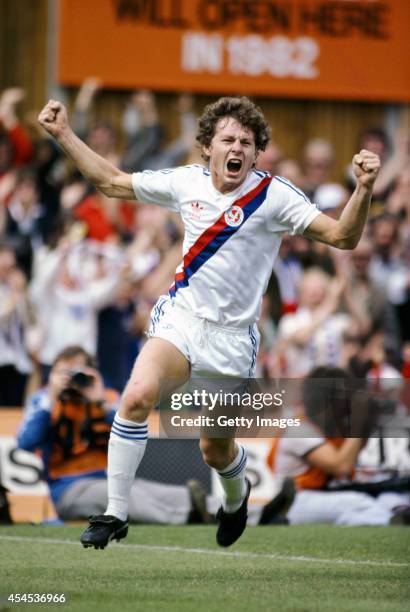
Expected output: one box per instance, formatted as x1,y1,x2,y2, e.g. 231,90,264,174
38,95,380,548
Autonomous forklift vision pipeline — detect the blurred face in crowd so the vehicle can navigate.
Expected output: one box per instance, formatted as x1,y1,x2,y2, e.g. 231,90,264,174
203,117,257,193
361,134,387,160
276,159,304,188
88,125,116,156
255,143,282,174
299,270,329,309
133,89,156,113
0,247,16,281
14,176,38,208
350,240,373,278
372,218,396,253
303,139,334,186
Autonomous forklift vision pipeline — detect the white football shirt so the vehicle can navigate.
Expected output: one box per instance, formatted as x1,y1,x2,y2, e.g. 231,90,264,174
132,165,321,327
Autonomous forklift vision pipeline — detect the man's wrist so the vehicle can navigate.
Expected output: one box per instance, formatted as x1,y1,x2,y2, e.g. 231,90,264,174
56,125,73,147
355,182,373,197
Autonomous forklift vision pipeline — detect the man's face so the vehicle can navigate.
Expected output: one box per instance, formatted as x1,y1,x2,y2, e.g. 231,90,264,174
204,117,257,194
49,354,100,403
51,355,89,388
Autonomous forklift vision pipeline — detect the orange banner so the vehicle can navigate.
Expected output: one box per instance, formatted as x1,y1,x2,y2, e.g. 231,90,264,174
57,0,410,102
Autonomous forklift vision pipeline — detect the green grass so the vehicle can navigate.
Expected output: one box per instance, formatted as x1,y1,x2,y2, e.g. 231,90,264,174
0,524,409,611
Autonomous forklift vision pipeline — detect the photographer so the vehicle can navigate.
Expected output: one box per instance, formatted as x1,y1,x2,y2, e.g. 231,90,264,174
17,346,208,525
264,366,410,525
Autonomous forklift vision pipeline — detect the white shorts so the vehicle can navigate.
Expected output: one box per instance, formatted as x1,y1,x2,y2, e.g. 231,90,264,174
148,295,260,378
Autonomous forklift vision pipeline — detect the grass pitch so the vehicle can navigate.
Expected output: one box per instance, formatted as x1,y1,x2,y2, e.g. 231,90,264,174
0,524,409,611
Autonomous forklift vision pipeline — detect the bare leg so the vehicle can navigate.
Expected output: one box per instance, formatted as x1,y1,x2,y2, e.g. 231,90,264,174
106,337,190,520
120,337,191,421
200,437,248,511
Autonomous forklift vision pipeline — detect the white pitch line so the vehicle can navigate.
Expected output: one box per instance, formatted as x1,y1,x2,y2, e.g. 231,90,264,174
0,534,407,569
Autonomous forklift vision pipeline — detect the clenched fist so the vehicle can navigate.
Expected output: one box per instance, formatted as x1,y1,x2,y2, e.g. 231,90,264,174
38,100,69,139
352,149,381,188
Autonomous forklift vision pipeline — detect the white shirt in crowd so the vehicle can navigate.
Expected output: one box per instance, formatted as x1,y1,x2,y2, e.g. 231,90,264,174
29,242,123,365
277,308,351,376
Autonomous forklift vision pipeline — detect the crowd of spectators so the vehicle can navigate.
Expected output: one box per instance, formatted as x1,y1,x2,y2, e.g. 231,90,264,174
256,120,410,387
0,80,410,409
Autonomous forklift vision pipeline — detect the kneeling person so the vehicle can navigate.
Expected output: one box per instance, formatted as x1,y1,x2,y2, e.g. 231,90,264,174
17,346,208,543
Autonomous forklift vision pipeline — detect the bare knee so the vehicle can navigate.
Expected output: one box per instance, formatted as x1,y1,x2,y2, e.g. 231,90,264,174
200,439,236,470
119,381,157,422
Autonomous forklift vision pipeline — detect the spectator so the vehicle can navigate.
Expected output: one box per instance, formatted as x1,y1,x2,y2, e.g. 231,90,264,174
29,236,127,382
255,142,282,175
0,87,34,178
365,331,403,391
97,277,140,392
0,88,34,216
0,242,34,406
382,239,410,343
368,213,403,290
121,89,164,172
346,238,400,351
23,109,65,220
301,138,335,200
72,190,137,243
266,366,410,525
272,269,357,376
255,274,281,377
275,158,304,190
346,128,410,208
4,167,51,276
17,346,209,524
149,93,197,170
122,91,197,172
273,235,303,315
72,78,120,166
33,138,64,222
386,160,410,234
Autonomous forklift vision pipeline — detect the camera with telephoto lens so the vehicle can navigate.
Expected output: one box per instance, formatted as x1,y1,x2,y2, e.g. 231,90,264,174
68,370,95,389
59,369,96,403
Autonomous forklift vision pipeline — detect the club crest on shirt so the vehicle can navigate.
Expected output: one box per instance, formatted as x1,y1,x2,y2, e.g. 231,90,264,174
224,205,244,227
189,201,204,219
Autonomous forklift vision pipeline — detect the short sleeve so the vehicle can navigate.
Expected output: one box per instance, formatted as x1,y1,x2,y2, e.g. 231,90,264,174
266,176,321,235
132,168,182,212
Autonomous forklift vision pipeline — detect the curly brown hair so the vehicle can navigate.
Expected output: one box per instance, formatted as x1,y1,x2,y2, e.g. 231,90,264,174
196,96,271,161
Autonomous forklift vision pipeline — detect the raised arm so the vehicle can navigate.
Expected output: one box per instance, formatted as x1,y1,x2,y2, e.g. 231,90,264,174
38,100,134,199
304,149,381,249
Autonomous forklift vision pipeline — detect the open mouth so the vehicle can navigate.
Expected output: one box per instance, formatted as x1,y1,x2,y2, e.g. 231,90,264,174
226,159,243,174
